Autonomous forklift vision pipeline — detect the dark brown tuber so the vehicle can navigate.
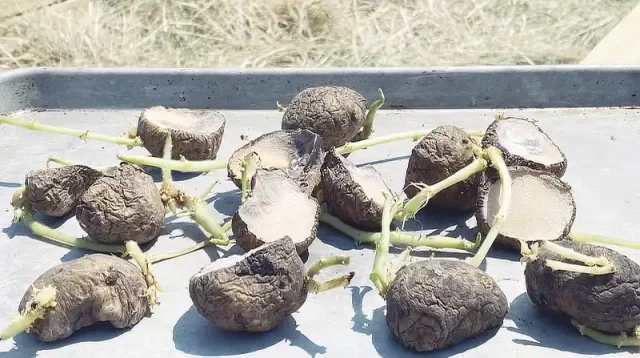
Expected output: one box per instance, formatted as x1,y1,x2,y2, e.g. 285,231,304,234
525,240,640,335
232,169,320,254
188,237,307,332
320,148,393,231
476,166,576,250
137,106,226,161
386,259,508,352
482,116,567,177
1,254,149,342
189,237,353,332
76,163,165,244
281,86,367,148
24,165,103,217
403,125,479,213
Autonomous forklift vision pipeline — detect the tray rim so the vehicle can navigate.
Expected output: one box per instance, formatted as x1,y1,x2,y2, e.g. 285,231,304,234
2,65,640,112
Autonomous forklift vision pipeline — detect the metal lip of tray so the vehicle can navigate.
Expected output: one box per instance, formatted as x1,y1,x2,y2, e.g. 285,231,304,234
1,65,640,112
0,66,639,358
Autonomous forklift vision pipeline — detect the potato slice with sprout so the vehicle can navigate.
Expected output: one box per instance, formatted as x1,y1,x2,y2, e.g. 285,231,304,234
227,129,324,197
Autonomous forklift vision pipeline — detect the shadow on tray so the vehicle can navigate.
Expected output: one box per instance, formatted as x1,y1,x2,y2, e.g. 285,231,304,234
0,181,22,188
349,286,501,358
355,154,411,167
0,322,127,358
209,189,241,217
145,166,203,183
506,292,632,354
173,306,327,357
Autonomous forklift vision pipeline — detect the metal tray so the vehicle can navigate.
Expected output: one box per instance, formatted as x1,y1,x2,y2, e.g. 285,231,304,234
0,66,639,358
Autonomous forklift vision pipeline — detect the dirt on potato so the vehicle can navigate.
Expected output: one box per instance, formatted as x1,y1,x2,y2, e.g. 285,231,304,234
17,254,148,342
525,240,640,334
386,259,508,352
76,163,165,244
24,165,102,217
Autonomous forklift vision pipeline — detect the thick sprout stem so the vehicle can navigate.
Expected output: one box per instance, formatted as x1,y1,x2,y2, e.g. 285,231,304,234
148,219,233,264
11,185,26,222
0,116,143,147
221,219,232,233
124,241,163,307
319,211,478,251
160,133,174,189
189,200,230,245
388,246,412,279
571,320,640,347
118,154,227,173
308,273,355,293
0,285,57,340
158,132,229,246
335,129,483,155
544,260,616,275
336,130,433,155
200,180,220,200
148,238,216,264
398,157,489,222
353,88,385,142
370,193,403,297
541,241,612,267
569,232,640,251
18,206,126,253
469,147,512,268
45,156,115,172
306,256,354,294
240,152,260,203
307,256,350,278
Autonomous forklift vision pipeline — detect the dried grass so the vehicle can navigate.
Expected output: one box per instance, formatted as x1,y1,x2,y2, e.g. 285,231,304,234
0,0,636,68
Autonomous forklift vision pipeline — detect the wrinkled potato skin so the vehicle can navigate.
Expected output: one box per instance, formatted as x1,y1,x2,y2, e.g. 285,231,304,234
386,259,508,352
189,238,307,332
482,117,567,177
320,149,391,231
281,86,367,148
403,125,478,213
525,240,640,333
76,163,165,244
24,165,102,217
18,254,148,342
137,107,226,161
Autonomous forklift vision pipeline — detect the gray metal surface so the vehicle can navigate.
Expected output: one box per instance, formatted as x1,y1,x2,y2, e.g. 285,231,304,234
1,66,640,113
0,67,639,358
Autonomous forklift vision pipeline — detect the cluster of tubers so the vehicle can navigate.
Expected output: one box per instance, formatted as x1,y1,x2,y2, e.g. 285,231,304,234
1,85,639,354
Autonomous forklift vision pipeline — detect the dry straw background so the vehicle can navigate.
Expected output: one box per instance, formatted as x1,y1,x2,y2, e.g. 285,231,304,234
0,0,636,69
